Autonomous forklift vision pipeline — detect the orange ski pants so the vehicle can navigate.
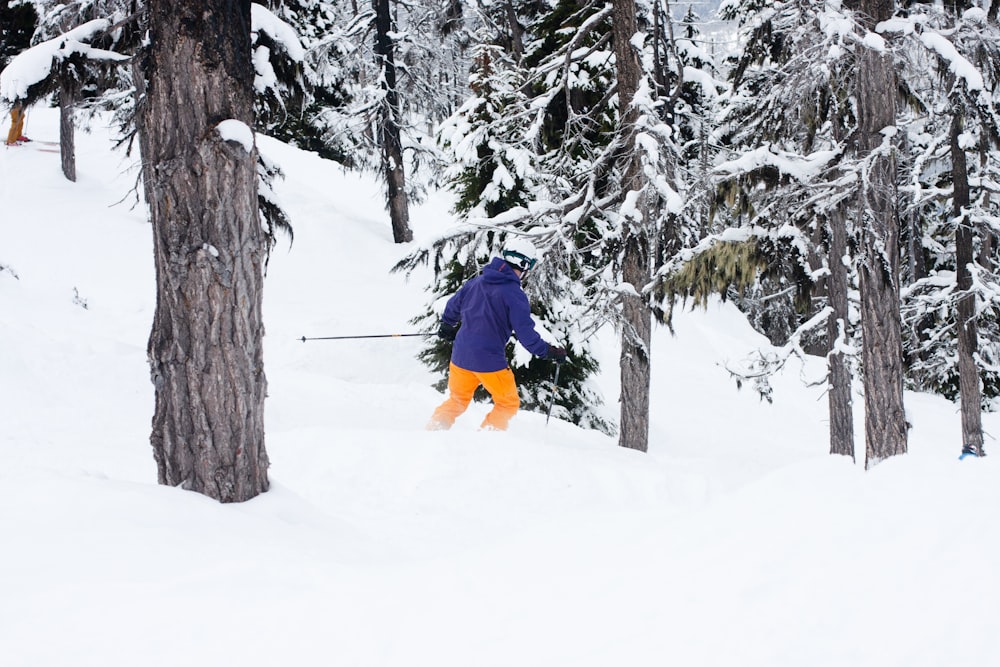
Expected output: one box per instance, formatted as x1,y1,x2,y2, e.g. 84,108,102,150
431,363,520,431
6,105,25,145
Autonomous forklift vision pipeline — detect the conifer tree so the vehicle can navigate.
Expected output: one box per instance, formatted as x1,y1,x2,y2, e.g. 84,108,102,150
893,3,1000,454
405,37,610,433
405,0,701,447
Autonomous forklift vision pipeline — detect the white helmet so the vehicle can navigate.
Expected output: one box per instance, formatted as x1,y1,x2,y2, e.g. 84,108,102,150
502,238,540,272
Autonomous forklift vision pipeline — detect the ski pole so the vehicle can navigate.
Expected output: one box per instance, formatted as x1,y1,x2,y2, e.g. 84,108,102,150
300,333,434,342
545,361,562,426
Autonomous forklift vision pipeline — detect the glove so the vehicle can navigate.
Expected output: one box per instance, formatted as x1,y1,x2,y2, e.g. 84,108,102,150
547,345,567,364
438,322,459,342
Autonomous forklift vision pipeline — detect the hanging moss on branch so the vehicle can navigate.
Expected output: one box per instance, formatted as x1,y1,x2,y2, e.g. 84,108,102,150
658,236,813,312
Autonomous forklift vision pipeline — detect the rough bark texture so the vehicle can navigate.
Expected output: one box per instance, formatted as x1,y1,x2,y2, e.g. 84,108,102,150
140,0,269,502
827,206,855,459
612,0,650,453
856,0,907,469
374,0,412,244
58,66,76,182
950,109,984,455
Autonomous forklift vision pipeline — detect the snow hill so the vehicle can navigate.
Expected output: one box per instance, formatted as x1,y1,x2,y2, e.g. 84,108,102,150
1,108,998,667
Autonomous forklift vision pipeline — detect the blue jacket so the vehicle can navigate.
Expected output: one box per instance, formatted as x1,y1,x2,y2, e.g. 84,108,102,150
442,257,550,372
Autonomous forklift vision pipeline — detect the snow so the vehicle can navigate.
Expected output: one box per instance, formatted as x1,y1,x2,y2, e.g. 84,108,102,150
682,65,723,99
250,4,304,96
215,119,254,152
861,31,887,53
0,19,128,102
917,32,984,92
714,145,839,183
2,109,999,667
251,3,305,62
878,15,985,94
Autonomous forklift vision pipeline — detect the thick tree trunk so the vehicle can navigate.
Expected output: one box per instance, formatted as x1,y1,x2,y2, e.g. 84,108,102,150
58,66,76,182
827,206,855,459
374,0,412,243
856,0,907,469
950,109,984,455
612,0,650,452
139,0,269,502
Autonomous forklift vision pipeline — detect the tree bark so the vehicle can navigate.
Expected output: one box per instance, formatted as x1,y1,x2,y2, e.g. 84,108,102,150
950,108,984,455
503,0,525,61
827,206,855,459
58,64,76,182
856,0,907,469
612,0,650,452
374,0,412,243
139,0,269,502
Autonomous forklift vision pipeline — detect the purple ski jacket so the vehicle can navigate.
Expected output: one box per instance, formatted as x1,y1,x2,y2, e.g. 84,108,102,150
442,257,550,373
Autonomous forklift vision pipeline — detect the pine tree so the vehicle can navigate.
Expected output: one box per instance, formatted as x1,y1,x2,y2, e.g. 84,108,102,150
894,4,1000,454
406,1,701,447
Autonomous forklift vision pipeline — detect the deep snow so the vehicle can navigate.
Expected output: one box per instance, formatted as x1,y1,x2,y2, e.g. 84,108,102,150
1,108,998,667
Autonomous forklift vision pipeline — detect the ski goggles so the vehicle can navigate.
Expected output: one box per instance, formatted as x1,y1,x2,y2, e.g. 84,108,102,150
504,251,537,272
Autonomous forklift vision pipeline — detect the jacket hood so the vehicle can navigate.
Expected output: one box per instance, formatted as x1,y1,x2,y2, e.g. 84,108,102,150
481,256,521,285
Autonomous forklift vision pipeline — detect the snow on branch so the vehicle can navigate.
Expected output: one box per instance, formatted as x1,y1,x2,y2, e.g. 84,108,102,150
714,145,840,184
0,19,128,102
724,306,834,403
251,3,305,62
879,13,986,96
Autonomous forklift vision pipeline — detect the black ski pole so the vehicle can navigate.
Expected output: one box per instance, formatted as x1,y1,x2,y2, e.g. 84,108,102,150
300,333,433,342
545,361,562,426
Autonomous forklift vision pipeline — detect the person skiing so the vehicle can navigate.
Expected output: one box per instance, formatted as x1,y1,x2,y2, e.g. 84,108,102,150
426,238,567,431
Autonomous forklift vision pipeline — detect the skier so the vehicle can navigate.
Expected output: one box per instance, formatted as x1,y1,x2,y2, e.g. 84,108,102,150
427,239,567,431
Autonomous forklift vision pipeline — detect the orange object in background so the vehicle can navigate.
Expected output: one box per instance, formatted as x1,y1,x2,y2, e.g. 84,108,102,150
6,104,26,145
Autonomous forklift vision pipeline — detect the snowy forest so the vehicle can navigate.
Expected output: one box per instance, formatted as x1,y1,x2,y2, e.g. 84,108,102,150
2,0,999,503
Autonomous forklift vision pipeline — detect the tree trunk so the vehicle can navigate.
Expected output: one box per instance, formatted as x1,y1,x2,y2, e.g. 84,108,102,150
827,206,855,459
612,0,650,452
856,0,907,469
374,0,412,243
58,65,76,182
950,108,984,455
503,0,525,61
804,222,828,356
139,0,269,502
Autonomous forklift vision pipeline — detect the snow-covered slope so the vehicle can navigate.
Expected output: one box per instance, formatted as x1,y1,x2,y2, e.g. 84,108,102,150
1,109,997,667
